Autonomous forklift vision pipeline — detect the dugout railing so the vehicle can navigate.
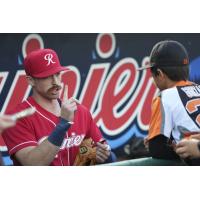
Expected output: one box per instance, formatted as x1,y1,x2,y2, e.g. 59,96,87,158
102,157,186,166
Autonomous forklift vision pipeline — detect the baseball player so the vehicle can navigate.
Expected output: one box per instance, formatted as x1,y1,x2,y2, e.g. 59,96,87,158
138,40,200,165
2,48,116,166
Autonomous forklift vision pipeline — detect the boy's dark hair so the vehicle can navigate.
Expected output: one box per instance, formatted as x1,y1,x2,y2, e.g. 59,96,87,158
150,65,189,81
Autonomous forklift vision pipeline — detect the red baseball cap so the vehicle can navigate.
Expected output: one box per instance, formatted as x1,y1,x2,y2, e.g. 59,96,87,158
24,48,69,78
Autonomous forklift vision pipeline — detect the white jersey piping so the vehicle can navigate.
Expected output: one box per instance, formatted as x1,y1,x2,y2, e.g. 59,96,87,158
25,100,57,127
9,141,37,154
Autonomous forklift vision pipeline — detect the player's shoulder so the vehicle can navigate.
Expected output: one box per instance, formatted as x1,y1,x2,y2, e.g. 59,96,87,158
161,85,186,109
77,104,90,113
161,82,198,99
162,81,193,98
5,97,32,115
75,104,93,120
176,83,200,94
161,86,178,97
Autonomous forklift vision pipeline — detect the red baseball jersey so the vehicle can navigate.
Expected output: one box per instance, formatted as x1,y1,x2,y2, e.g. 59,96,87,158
2,97,103,166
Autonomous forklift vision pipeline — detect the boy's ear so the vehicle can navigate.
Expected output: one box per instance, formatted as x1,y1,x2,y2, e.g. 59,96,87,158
26,76,35,87
157,69,164,77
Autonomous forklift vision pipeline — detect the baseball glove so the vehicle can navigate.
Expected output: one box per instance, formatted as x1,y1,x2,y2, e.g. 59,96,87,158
73,138,96,166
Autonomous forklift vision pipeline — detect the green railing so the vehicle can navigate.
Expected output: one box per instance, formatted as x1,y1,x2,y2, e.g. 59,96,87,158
102,157,186,166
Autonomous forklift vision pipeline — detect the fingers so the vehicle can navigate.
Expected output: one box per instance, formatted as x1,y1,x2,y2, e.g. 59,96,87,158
96,151,109,163
63,85,68,102
176,150,189,159
61,85,80,122
176,139,200,159
176,141,193,158
62,85,80,104
71,98,81,104
11,107,36,120
66,101,77,108
175,140,189,158
1,115,16,121
175,139,188,148
66,103,77,112
97,142,111,151
190,134,200,140
0,115,16,131
96,142,111,163
61,97,77,122
66,98,78,105
176,146,186,154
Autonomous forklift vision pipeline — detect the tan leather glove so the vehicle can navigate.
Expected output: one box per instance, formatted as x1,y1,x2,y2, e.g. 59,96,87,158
73,138,97,166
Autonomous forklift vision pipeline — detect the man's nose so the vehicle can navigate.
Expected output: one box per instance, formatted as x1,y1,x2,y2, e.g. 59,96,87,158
52,74,59,84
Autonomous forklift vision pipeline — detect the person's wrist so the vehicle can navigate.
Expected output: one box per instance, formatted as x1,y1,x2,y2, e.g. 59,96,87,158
60,117,69,123
48,118,71,147
60,117,74,125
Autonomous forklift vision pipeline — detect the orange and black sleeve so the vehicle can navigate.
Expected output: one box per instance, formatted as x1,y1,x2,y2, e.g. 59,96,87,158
148,97,179,159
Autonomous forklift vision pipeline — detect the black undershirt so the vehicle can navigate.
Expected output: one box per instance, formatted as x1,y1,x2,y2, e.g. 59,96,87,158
148,135,179,160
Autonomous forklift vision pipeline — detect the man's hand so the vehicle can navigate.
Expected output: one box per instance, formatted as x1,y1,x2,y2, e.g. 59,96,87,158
175,138,200,159
96,142,111,163
0,115,16,134
189,133,200,140
61,85,77,122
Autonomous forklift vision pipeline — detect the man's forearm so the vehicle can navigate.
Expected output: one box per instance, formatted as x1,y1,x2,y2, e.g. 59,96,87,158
15,118,71,166
16,139,60,166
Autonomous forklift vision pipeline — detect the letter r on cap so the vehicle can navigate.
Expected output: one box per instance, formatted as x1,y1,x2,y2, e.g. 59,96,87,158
44,53,56,66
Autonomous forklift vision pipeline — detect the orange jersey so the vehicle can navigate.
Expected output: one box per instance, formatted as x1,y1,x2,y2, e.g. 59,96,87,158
148,81,200,142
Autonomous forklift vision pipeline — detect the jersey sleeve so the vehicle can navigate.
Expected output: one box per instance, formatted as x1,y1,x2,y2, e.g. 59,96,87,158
2,118,37,156
148,95,173,140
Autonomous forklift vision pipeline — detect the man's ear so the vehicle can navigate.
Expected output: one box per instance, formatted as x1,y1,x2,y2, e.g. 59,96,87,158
26,76,35,87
